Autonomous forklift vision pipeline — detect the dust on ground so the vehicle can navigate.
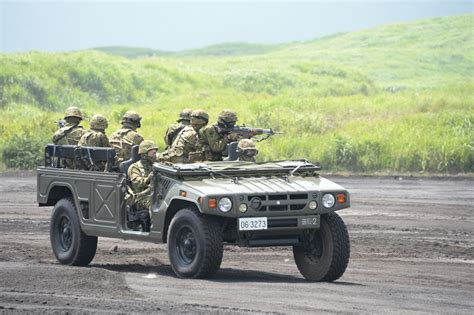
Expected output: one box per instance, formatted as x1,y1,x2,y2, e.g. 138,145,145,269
0,173,473,314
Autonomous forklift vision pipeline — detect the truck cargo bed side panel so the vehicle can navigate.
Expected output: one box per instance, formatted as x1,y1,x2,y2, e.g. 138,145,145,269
37,168,124,236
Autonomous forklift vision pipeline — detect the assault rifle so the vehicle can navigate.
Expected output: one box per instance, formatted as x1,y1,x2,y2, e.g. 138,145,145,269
228,126,283,140
219,125,283,160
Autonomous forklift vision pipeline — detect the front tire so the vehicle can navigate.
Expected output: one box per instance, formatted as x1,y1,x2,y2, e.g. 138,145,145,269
167,209,223,279
293,212,350,282
50,198,97,266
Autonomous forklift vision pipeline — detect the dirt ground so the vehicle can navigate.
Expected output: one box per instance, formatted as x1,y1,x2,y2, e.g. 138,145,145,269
0,173,473,314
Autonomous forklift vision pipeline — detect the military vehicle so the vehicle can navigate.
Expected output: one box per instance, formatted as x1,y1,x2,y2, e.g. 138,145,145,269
37,144,350,281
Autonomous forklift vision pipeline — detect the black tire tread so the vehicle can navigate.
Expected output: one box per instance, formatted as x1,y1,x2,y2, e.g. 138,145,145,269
193,211,223,278
51,198,97,266
168,209,223,279
321,212,350,281
66,198,98,266
293,212,350,282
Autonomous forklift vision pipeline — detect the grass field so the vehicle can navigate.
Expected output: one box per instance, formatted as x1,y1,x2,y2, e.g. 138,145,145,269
0,14,473,173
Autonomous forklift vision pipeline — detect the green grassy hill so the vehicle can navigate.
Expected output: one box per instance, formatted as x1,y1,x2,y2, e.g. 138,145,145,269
94,42,285,58
0,14,473,173
93,46,174,58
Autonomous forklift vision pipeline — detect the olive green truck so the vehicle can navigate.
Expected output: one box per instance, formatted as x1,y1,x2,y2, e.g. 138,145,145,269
37,144,350,281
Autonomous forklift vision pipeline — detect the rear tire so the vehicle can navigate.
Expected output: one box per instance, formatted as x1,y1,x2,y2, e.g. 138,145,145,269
293,212,350,282
50,198,97,266
167,209,223,279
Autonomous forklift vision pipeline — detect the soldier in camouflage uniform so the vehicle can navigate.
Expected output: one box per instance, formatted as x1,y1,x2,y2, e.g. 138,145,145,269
161,109,209,163
163,108,192,149
78,114,110,147
110,110,144,163
52,107,86,168
199,109,241,161
78,114,111,171
127,140,158,214
52,106,86,145
237,139,258,162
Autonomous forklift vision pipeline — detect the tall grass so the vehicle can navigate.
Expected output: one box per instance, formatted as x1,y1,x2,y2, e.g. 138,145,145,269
0,14,472,173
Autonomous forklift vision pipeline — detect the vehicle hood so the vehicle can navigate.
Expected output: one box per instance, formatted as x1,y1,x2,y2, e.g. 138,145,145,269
182,176,346,195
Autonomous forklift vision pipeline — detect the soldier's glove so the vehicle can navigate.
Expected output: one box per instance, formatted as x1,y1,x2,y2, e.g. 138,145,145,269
249,128,259,137
226,133,240,142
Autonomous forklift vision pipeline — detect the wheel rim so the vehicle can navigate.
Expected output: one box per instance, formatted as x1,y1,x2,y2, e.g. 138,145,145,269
58,216,73,251
175,226,197,265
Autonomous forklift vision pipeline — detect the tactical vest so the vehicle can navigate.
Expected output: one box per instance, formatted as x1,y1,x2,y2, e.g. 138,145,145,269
53,124,85,145
165,123,186,148
78,131,109,147
110,128,142,162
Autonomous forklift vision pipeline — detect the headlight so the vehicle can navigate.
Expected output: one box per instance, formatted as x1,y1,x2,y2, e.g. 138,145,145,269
308,200,318,210
238,203,248,213
218,197,233,212
322,194,335,208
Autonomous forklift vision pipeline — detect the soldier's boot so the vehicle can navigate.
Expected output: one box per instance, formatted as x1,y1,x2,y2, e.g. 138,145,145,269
126,206,150,232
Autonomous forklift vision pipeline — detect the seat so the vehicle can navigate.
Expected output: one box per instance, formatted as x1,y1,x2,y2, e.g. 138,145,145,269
226,141,239,161
44,144,77,168
75,146,117,172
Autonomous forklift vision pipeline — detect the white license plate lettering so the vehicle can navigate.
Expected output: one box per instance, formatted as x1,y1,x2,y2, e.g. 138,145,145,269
239,217,268,231
300,216,320,227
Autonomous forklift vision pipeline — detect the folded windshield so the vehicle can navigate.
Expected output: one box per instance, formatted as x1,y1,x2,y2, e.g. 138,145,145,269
153,160,321,178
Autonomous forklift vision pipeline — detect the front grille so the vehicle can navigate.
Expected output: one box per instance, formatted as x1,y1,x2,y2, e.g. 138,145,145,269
247,193,309,212
269,194,286,200
158,177,173,198
269,205,287,211
290,204,305,211
160,177,172,191
268,218,298,228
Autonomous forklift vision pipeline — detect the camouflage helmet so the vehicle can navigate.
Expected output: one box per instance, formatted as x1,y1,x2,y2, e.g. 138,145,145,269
122,110,142,123
177,108,193,122
218,109,238,124
237,139,257,152
138,140,158,155
190,109,209,124
64,106,83,120
89,114,108,130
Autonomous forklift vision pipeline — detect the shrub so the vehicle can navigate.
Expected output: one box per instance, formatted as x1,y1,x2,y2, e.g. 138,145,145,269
2,134,46,169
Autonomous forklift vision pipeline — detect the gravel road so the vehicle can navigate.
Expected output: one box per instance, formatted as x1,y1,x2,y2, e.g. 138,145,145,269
0,173,473,314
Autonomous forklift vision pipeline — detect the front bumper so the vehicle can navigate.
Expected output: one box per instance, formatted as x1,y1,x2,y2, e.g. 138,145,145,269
235,214,321,247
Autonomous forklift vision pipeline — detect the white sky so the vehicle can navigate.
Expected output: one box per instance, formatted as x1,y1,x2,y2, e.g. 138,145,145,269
1,0,472,52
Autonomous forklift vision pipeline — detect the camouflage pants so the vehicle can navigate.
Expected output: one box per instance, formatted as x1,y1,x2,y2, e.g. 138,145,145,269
134,194,151,211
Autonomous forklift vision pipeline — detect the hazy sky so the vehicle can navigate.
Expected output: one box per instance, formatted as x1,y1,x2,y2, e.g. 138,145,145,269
1,0,472,52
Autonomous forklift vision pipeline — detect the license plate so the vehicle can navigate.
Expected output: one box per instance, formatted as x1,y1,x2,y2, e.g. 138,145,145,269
298,215,320,228
238,217,268,231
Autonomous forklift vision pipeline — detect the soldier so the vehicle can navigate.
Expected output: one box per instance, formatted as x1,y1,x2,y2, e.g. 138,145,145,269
52,106,86,145
162,109,209,163
78,114,110,171
199,109,240,161
163,108,192,149
236,139,258,162
127,140,158,229
110,110,144,163
78,114,110,147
